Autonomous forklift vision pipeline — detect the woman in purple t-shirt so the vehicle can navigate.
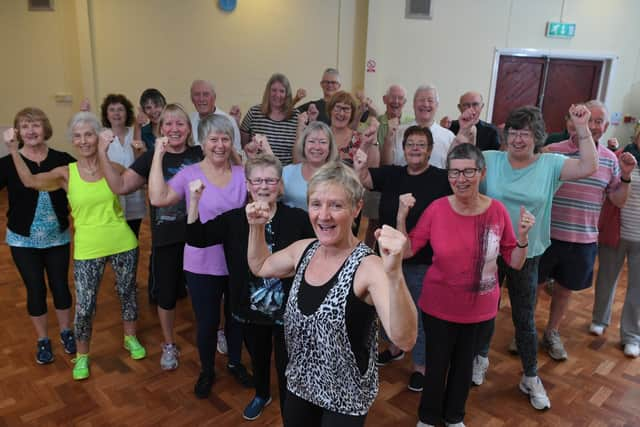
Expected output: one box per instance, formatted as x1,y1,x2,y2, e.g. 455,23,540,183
148,114,249,399
400,144,534,427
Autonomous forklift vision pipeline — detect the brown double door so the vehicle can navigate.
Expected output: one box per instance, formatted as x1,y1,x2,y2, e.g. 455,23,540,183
491,55,602,133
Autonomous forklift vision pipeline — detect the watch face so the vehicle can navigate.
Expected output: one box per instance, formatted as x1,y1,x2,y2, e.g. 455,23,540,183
218,0,237,12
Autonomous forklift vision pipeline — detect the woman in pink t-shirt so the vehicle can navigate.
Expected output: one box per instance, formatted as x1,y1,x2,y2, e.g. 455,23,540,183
400,144,534,427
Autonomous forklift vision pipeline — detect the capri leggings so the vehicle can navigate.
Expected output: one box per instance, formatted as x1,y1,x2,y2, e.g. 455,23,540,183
149,243,185,310
10,244,72,316
74,248,139,342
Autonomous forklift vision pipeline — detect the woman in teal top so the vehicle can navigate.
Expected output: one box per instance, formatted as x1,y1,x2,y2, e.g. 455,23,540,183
473,105,598,411
5,112,145,381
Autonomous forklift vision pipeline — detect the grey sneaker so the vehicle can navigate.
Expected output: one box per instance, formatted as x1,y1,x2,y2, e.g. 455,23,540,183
542,330,568,361
160,343,180,370
519,375,551,410
471,355,489,386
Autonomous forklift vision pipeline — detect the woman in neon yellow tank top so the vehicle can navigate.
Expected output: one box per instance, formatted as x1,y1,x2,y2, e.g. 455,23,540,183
5,112,145,381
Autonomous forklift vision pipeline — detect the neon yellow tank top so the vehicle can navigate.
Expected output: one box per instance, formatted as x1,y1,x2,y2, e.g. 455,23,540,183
67,163,137,260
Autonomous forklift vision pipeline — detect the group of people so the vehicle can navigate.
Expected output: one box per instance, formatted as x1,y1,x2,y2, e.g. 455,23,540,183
2,66,638,427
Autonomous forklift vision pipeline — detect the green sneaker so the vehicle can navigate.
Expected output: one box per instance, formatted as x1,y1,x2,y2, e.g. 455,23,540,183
72,354,90,380
123,335,146,360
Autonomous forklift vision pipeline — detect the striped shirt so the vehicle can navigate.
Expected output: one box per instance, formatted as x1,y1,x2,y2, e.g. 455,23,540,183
620,166,640,242
240,105,299,166
547,139,620,243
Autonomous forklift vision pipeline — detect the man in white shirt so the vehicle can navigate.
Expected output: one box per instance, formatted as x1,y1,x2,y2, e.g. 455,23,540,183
382,85,454,168
189,80,242,153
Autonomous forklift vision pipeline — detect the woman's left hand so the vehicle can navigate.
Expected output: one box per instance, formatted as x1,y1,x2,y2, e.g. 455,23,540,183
375,225,406,276
518,205,535,237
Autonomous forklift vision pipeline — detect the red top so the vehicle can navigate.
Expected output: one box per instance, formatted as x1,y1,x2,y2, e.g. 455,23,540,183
409,197,517,323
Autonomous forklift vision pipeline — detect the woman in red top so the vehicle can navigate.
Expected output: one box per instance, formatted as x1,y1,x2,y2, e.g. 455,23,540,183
400,144,534,427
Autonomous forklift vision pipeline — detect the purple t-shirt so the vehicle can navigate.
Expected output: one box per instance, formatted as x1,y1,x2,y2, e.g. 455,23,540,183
169,164,247,275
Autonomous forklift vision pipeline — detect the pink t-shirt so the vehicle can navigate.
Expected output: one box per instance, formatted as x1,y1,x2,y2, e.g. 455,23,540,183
409,197,517,323
169,164,246,275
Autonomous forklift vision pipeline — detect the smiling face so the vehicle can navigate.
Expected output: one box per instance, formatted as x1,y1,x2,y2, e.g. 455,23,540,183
330,102,353,129
587,105,609,143
304,129,331,165
413,88,438,125
203,130,232,165
457,92,483,125
320,71,341,99
269,81,287,112
308,182,360,247
247,165,281,204
160,111,190,149
384,85,407,118
447,158,484,201
143,99,164,124
191,81,216,116
18,119,46,148
505,127,535,161
403,133,432,169
71,122,98,158
106,102,126,128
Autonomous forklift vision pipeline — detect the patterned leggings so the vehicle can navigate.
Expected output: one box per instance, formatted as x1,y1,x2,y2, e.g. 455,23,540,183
74,248,139,342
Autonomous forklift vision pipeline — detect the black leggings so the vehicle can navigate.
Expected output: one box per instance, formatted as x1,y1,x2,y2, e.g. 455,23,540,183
283,391,367,427
244,323,287,416
10,244,71,316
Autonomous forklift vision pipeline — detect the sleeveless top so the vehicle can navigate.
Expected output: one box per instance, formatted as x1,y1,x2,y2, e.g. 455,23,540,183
285,240,378,416
67,163,137,260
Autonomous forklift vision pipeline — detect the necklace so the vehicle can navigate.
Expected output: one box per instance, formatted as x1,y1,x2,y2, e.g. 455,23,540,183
80,164,99,176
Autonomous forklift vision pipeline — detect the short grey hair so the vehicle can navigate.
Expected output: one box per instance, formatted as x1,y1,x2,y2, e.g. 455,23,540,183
190,79,216,95
585,99,609,121
386,84,407,98
323,68,340,79
446,143,486,170
307,161,364,210
245,154,282,179
67,112,101,139
295,121,339,163
414,85,439,103
198,114,235,146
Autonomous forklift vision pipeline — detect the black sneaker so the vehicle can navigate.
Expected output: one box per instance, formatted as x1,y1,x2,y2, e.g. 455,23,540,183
60,329,76,354
408,371,424,392
227,363,254,388
376,349,404,367
194,371,215,399
36,338,54,365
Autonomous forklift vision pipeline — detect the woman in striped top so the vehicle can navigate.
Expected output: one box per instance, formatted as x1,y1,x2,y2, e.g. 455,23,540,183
240,73,300,166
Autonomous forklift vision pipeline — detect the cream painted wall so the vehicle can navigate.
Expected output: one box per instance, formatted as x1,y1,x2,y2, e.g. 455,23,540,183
365,0,640,143
0,1,83,152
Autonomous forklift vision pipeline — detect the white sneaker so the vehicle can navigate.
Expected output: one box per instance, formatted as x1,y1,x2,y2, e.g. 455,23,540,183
217,329,228,355
446,423,466,427
471,355,489,386
623,343,640,358
589,323,605,336
519,375,551,410
417,422,435,427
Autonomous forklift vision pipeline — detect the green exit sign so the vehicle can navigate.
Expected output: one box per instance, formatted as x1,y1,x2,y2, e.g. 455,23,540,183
546,22,576,38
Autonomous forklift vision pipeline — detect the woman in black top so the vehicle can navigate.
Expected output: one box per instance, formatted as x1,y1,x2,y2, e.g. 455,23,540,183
186,154,314,420
1,108,76,364
354,125,452,393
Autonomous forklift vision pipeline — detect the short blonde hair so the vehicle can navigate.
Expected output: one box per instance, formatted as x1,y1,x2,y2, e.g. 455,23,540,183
307,161,364,210
295,121,339,163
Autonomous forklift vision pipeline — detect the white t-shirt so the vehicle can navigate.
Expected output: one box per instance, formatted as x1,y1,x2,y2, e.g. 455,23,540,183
189,109,242,153
106,127,147,220
392,121,455,168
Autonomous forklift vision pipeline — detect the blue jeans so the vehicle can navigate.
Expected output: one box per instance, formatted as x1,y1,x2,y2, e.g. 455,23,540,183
475,256,540,377
381,263,428,366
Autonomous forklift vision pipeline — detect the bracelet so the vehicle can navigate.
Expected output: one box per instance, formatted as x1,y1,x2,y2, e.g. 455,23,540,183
621,176,631,183
516,241,528,248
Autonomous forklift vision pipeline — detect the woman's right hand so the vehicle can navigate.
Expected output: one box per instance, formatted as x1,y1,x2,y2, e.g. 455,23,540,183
136,107,150,127
189,178,205,201
3,128,19,153
154,136,169,156
297,111,309,128
397,193,416,218
246,200,271,225
307,103,320,122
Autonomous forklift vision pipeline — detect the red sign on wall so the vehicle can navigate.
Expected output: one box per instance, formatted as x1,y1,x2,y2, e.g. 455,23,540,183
366,59,376,73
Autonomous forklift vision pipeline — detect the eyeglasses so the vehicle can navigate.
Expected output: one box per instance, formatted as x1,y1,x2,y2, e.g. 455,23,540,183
247,177,280,185
506,130,533,140
333,105,352,114
405,142,428,149
321,80,340,86
447,168,481,179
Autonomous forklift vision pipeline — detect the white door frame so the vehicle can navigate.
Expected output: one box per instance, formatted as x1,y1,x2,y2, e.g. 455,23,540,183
486,48,618,123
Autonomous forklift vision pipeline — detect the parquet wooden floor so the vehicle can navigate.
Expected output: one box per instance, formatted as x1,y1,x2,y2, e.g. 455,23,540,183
0,192,638,426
